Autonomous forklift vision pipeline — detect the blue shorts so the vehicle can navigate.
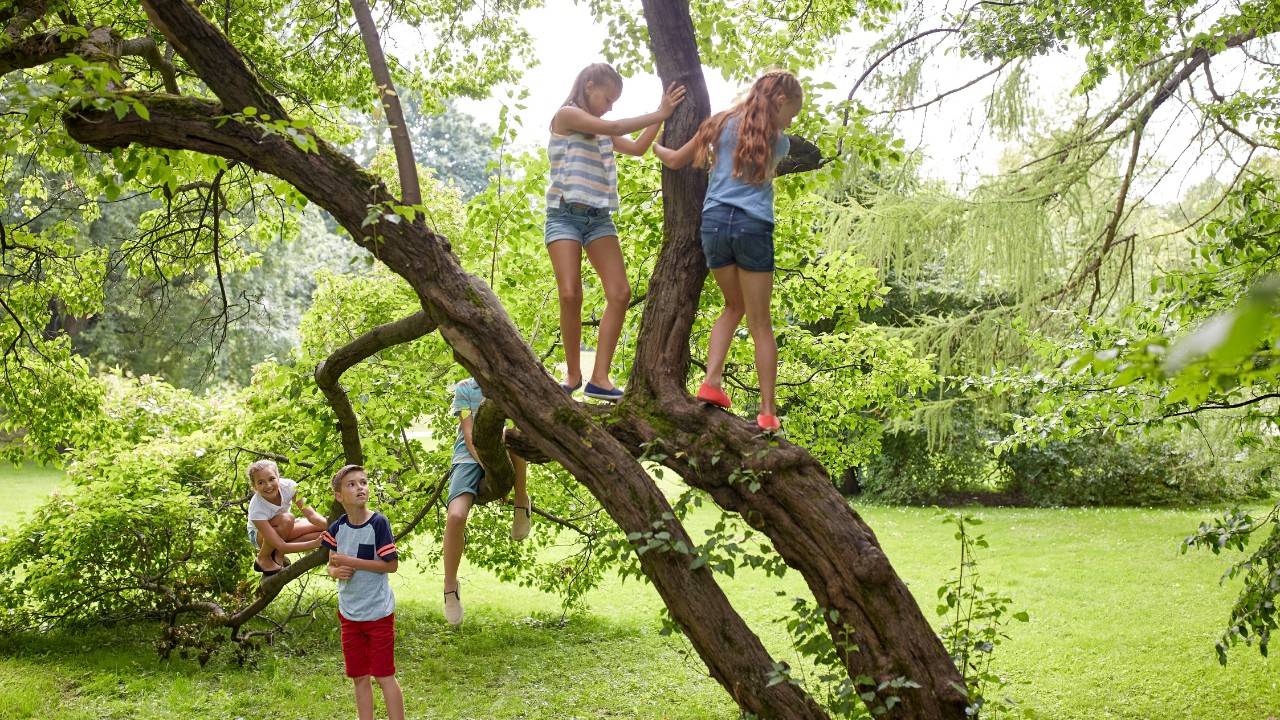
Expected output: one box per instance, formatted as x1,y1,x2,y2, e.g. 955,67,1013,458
700,204,775,272
447,463,485,505
545,202,617,247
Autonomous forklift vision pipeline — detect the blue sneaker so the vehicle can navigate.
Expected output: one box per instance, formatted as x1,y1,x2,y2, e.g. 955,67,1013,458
560,379,582,395
584,382,623,402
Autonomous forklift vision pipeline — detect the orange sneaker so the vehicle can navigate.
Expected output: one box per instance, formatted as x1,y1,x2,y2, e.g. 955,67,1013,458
756,414,780,431
696,383,732,408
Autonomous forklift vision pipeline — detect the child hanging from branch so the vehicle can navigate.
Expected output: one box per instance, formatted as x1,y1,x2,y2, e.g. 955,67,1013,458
442,377,530,626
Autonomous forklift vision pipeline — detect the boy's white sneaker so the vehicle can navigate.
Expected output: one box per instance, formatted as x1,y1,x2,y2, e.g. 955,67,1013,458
444,589,463,626
511,498,532,541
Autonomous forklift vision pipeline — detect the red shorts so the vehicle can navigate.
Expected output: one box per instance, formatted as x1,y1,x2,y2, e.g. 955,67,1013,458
339,612,396,678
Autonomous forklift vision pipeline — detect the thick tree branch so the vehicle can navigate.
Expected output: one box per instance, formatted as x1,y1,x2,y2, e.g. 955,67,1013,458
314,310,437,465
2,28,176,91
470,398,516,504
3,0,46,41
0,26,102,78
777,134,826,176
140,0,286,117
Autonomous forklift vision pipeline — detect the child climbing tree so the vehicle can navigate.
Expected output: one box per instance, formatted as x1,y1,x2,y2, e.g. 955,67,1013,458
0,0,965,716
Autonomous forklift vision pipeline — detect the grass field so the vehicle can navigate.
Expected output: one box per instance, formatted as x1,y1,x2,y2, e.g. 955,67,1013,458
0,463,1276,719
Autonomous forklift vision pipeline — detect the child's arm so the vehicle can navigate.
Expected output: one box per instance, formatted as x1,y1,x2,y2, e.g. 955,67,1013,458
330,554,399,574
461,413,483,471
293,496,326,526
653,135,700,170
254,518,321,553
613,83,687,156
552,83,686,138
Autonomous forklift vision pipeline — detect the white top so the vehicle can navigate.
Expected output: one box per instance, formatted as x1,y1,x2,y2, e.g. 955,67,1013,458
247,477,297,530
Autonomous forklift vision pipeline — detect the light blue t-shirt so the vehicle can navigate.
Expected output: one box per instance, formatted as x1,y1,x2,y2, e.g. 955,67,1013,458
320,512,397,622
703,116,790,224
450,378,483,465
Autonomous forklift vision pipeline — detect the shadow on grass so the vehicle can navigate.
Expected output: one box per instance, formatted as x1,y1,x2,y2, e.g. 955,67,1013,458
0,599,731,719
1,599,699,680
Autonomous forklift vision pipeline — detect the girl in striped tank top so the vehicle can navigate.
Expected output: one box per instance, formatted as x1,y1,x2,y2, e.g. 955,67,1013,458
546,63,685,402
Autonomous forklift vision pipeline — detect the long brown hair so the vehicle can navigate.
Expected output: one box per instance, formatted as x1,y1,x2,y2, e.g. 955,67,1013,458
690,70,802,185
563,63,623,111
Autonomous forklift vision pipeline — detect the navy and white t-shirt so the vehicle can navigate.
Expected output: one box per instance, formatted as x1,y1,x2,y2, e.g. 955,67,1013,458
321,512,397,621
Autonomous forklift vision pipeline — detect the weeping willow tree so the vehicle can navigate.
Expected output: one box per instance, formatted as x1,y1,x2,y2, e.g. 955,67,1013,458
821,0,1280,440
825,0,1280,660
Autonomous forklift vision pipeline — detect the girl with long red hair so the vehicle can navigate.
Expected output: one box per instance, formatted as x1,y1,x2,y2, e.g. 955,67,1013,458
654,70,803,431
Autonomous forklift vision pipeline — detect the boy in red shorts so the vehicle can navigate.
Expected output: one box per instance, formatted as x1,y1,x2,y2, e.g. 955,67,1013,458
323,464,405,720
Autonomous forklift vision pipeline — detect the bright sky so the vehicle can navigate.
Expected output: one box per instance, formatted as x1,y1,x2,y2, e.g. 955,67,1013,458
390,0,1263,205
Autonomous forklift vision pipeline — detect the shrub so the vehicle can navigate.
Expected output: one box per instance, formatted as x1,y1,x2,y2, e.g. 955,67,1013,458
1000,430,1271,506
861,423,994,505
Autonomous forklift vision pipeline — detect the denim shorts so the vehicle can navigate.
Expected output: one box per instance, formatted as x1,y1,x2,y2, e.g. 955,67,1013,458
545,202,617,247
699,204,775,272
447,463,485,505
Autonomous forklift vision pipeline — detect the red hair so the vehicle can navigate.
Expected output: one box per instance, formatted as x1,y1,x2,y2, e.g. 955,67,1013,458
690,70,802,185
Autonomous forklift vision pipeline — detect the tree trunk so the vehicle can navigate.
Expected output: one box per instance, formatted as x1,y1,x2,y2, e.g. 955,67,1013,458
621,2,969,716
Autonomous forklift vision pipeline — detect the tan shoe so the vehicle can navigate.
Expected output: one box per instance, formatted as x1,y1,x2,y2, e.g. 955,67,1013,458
511,498,532,541
444,589,463,626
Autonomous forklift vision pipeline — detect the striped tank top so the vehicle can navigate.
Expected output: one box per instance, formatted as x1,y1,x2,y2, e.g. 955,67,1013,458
546,119,619,211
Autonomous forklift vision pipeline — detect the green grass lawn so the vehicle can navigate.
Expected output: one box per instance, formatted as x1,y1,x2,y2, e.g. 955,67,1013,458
0,463,1276,719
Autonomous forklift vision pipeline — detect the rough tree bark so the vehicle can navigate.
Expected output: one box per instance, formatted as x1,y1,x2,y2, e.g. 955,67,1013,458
313,310,437,466
470,399,516,504
58,0,964,716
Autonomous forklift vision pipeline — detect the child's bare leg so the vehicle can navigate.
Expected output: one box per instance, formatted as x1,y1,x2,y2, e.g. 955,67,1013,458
266,514,296,563
740,269,777,416
375,675,405,720
255,537,280,571
353,675,375,720
509,450,532,541
705,265,747,389
548,240,584,387
443,494,474,593
585,236,628,389
283,519,324,544
270,513,295,539
509,449,528,508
